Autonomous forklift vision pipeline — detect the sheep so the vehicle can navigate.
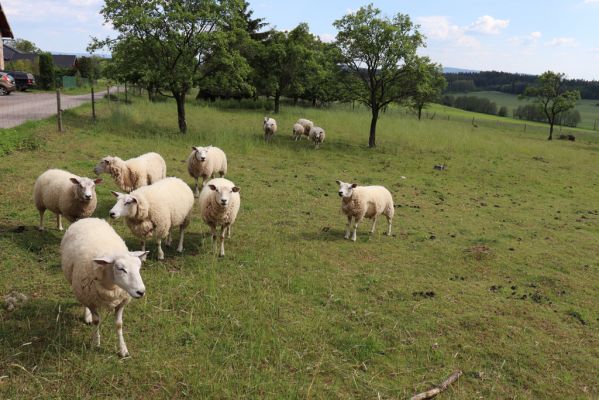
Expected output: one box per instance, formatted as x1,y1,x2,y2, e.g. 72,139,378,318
34,169,102,231
109,177,194,260
61,218,148,357
93,152,166,192
309,126,326,148
263,117,277,141
297,118,314,138
292,123,305,141
187,145,228,197
199,178,240,257
336,180,394,241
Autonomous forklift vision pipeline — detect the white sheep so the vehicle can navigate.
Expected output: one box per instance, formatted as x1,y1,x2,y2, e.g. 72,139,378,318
297,118,314,139
109,177,194,260
34,169,102,231
263,117,277,141
336,180,394,241
93,152,166,192
187,145,228,197
292,123,305,141
309,126,326,148
61,218,148,357
199,178,240,257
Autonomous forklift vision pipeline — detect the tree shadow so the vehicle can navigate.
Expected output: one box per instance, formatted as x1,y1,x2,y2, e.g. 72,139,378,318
0,224,63,256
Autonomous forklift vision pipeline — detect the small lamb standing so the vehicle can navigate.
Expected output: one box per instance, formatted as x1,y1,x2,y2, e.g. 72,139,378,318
199,178,240,257
187,145,228,197
292,123,305,141
336,180,394,241
61,218,148,357
297,118,314,139
263,117,277,141
93,152,166,192
34,169,102,231
109,177,194,260
309,126,326,148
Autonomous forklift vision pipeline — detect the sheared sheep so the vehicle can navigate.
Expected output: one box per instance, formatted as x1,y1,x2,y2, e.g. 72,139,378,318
61,218,148,357
93,152,166,192
109,177,194,260
309,126,326,148
199,178,240,257
292,123,305,141
297,119,314,138
336,180,394,241
187,145,228,197
34,169,102,231
263,117,277,141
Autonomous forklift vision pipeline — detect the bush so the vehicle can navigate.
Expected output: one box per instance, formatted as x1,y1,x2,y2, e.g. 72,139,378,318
38,52,55,90
453,96,497,115
498,106,508,117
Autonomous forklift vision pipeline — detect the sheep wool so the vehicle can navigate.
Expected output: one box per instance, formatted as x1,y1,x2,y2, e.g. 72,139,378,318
309,126,326,148
187,145,228,197
263,117,277,141
34,169,101,231
94,152,166,192
199,178,240,257
292,123,305,141
297,119,314,138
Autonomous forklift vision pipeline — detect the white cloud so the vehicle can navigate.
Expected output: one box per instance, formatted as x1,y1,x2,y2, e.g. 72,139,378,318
583,0,599,3
417,16,480,48
467,15,510,35
509,31,542,47
318,33,335,43
545,37,578,47
530,31,542,39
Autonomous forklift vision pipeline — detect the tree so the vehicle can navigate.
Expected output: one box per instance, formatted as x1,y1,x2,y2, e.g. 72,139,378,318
498,106,508,117
522,71,580,140
334,4,424,147
412,58,446,120
7,38,41,53
38,52,55,90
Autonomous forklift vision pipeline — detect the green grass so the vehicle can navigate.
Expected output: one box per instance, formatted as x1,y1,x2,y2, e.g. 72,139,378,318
1,96,599,399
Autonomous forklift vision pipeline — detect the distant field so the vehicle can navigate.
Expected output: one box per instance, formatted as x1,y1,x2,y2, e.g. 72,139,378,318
449,91,599,130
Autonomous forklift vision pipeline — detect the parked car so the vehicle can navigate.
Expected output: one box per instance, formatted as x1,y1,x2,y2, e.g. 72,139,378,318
0,72,16,96
1,70,36,91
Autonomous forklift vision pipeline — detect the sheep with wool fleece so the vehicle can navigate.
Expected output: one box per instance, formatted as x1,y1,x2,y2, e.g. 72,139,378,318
187,145,228,197
263,117,277,141
292,123,305,141
309,126,326,148
34,169,102,231
199,178,240,257
93,152,166,192
61,218,148,357
109,177,194,260
297,118,314,138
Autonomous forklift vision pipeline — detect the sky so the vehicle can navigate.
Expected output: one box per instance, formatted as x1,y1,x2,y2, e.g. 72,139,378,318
2,0,599,80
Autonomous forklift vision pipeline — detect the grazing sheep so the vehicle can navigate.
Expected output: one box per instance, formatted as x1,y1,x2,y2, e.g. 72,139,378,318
34,169,102,231
336,180,394,241
93,152,166,192
292,123,305,141
263,117,277,141
199,178,240,257
297,118,314,138
187,145,228,197
309,126,326,148
109,177,194,260
61,218,148,357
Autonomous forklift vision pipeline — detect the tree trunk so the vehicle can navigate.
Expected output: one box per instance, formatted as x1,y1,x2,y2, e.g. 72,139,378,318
548,121,554,140
174,92,187,134
274,91,281,114
418,105,423,120
312,98,316,107
369,108,379,148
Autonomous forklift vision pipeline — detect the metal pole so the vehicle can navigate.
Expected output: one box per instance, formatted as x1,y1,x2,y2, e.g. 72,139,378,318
56,89,63,132
91,87,96,121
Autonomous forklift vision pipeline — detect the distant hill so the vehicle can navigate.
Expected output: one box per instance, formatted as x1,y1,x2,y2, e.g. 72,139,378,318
443,67,480,74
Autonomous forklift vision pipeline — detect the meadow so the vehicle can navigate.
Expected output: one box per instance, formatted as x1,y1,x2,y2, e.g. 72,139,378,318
1,96,598,399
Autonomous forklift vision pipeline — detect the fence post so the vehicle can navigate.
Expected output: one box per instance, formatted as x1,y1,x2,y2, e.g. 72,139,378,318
91,87,96,121
107,86,110,104
125,82,128,103
524,123,526,132
56,89,63,132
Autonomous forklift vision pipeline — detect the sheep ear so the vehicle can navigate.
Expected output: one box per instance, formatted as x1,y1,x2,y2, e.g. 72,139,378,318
232,186,240,193
208,184,217,191
129,251,149,262
351,183,357,188
70,177,81,185
335,180,341,185
192,146,199,151
93,256,114,265
94,178,103,185
130,196,138,204
264,117,268,122
111,191,122,198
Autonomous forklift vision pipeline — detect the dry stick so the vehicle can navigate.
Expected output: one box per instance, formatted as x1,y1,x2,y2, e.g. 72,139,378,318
56,89,63,132
410,370,463,400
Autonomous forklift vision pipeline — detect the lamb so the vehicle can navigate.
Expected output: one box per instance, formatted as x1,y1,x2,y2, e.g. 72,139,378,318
109,177,194,260
336,180,394,241
309,126,326,148
187,145,228,197
93,152,166,192
199,178,240,257
110,177,194,260
297,118,314,139
263,117,277,141
34,169,102,231
292,123,305,141
61,218,148,357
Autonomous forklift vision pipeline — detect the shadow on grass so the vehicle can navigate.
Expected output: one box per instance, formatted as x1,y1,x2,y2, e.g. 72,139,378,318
1,225,63,255
300,228,348,242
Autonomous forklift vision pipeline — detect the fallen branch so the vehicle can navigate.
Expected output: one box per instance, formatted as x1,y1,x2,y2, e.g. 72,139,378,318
410,370,463,400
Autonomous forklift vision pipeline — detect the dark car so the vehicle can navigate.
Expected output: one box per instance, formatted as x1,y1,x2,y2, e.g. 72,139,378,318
0,72,16,95
2,70,36,91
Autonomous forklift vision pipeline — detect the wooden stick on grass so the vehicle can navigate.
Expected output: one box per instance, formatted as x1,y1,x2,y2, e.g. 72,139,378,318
410,370,463,400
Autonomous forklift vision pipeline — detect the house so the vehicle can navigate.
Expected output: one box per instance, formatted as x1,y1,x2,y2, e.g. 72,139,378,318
3,43,78,70
0,1,15,70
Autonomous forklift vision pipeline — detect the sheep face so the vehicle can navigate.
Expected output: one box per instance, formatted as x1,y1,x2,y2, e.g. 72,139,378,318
109,192,138,219
70,177,102,202
93,251,148,298
264,118,275,130
93,157,113,175
208,184,240,206
192,146,211,162
336,180,357,198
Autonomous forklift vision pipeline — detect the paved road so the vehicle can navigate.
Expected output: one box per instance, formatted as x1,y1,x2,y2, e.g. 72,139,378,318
0,88,114,129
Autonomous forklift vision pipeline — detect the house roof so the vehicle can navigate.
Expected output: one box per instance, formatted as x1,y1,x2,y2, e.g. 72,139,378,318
0,2,14,38
3,44,78,69
52,54,77,69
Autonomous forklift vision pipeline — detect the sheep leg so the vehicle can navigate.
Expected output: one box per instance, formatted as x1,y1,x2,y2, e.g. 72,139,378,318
352,217,362,242
166,230,173,247
226,225,232,239
38,209,45,231
194,179,200,198
84,307,93,324
344,216,352,240
219,225,227,257
177,225,185,253
370,216,378,234
386,216,392,236
90,307,101,347
57,214,63,231
141,240,146,252
115,302,129,358
156,239,164,260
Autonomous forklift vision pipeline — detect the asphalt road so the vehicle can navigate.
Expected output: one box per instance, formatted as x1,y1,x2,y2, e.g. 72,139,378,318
0,89,113,129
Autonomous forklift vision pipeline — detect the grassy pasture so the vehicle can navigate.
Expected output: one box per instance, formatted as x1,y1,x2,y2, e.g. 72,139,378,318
1,97,599,399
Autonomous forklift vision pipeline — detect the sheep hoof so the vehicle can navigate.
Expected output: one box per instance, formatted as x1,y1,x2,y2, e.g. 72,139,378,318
118,351,130,358
176,247,183,253
157,254,165,261
38,227,45,232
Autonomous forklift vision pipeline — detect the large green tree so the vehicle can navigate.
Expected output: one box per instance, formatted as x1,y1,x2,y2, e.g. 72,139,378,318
334,4,424,147
523,71,580,140
412,58,446,120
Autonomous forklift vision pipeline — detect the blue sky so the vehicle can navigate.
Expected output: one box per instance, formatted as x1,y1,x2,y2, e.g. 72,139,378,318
3,0,599,79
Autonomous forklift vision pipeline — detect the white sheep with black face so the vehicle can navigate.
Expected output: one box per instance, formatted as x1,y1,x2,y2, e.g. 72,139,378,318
336,180,394,241
198,178,241,257
34,169,102,231
187,145,228,197
263,117,277,141
61,218,148,357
